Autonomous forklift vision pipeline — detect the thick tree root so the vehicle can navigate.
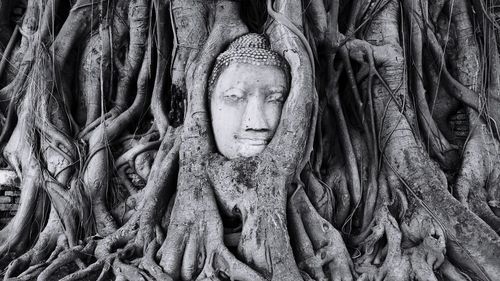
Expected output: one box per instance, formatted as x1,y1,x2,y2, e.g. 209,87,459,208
355,206,412,281
3,209,66,280
1,1,500,281
288,187,353,281
453,119,500,233
36,240,97,281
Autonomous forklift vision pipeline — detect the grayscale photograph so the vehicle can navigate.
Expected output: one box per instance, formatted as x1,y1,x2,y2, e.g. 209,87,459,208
0,0,498,280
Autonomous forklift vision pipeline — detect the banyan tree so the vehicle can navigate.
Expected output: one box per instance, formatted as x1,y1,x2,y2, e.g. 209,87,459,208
0,0,498,280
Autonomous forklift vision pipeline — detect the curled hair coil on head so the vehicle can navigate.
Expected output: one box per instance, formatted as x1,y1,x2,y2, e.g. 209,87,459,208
208,33,291,96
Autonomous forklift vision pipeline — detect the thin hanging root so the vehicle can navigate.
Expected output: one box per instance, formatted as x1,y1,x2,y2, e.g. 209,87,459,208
339,47,372,142
38,0,61,44
325,164,351,227
330,19,375,219
0,25,20,78
3,30,37,105
324,22,363,217
402,0,458,170
346,43,381,229
327,69,362,209
312,99,327,176
367,59,407,226
425,29,483,114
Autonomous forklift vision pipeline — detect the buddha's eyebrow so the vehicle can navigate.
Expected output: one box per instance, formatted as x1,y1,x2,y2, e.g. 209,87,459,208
222,87,247,94
268,87,287,93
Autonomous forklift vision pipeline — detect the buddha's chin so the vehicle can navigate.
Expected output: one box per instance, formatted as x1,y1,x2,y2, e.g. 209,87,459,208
237,144,267,158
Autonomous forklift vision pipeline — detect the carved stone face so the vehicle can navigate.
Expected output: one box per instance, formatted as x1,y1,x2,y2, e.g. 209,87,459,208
210,63,288,159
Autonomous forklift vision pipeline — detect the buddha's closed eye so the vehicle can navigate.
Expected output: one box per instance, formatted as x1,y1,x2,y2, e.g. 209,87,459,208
266,92,285,103
223,89,245,102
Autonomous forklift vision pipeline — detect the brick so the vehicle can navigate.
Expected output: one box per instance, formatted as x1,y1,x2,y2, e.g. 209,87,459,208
0,203,18,211
0,185,17,192
4,191,19,197
0,196,11,203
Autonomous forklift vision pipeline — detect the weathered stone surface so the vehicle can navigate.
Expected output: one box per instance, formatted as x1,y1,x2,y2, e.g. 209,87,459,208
0,169,18,186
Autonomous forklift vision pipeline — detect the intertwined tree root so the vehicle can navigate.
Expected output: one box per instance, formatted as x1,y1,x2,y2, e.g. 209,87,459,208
0,0,499,280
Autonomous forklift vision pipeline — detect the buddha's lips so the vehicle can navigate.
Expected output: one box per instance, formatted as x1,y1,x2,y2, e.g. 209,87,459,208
235,135,270,146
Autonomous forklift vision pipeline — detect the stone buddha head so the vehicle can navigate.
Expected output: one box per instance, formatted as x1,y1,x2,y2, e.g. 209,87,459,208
208,34,290,159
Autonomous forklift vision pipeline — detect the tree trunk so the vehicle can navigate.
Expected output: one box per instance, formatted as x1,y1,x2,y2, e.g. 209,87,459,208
0,0,498,280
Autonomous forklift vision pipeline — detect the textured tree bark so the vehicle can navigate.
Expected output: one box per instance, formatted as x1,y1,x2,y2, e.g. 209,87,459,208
0,0,499,280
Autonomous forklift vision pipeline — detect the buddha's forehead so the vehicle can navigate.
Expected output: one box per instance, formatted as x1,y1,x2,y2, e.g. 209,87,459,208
215,63,288,90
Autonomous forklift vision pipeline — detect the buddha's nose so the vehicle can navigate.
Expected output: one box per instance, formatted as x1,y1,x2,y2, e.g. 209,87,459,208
242,96,269,131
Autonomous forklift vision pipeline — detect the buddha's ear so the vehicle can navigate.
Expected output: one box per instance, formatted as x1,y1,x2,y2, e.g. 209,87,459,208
263,0,317,176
